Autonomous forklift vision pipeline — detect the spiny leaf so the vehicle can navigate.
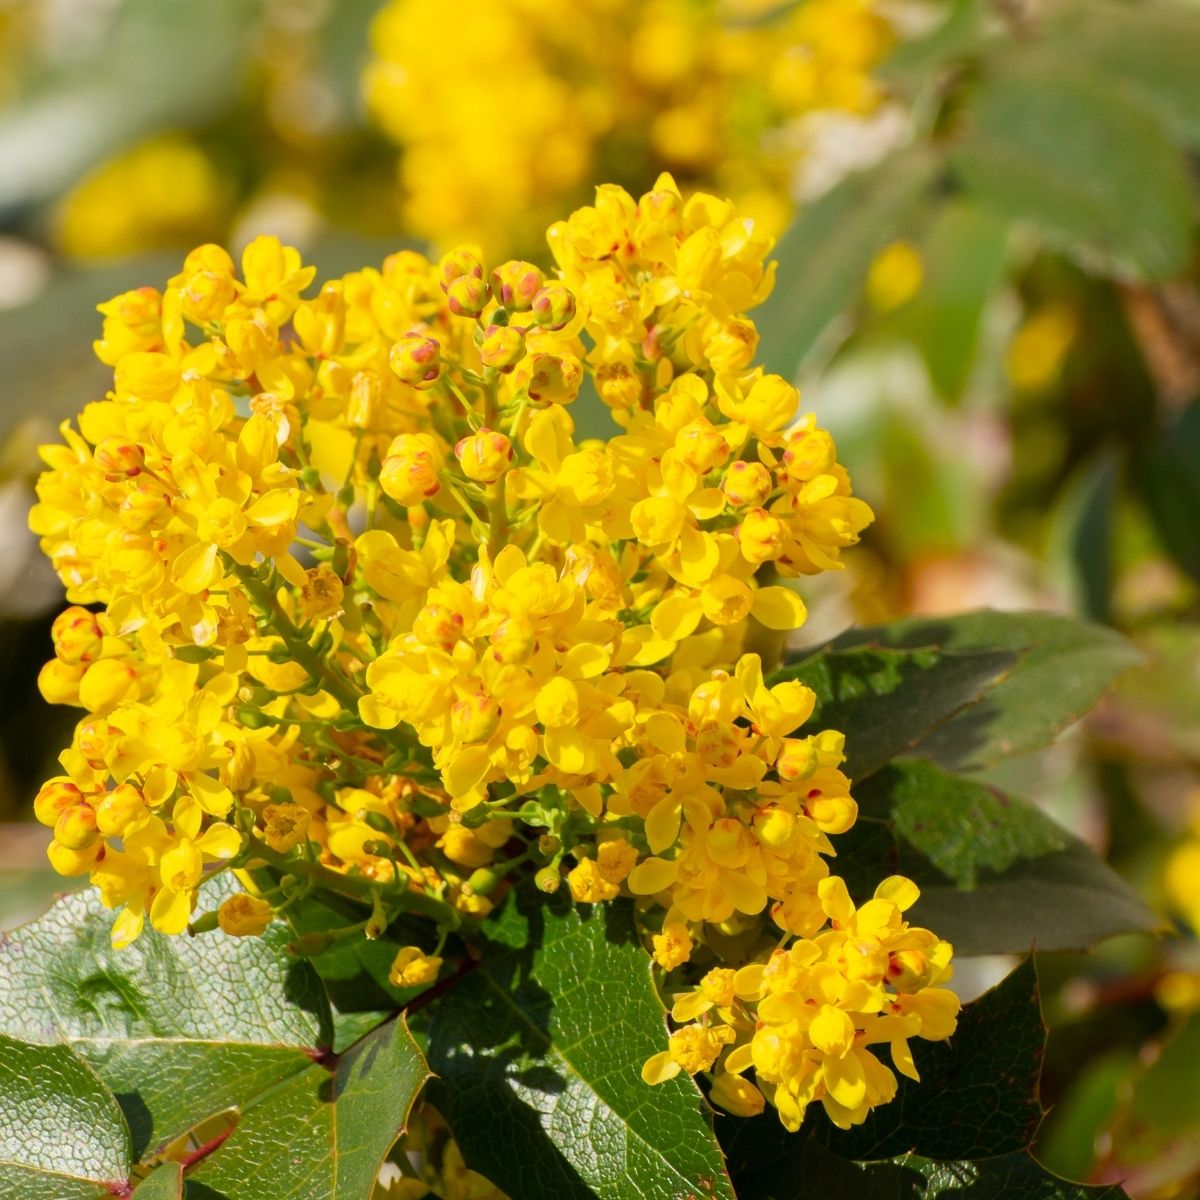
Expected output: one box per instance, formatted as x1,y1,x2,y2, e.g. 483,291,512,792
835,760,1159,955
428,891,735,1200
0,1034,132,1199
0,875,329,1160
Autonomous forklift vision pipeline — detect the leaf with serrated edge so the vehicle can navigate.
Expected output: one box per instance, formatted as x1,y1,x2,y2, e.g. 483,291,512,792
428,891,735,1200
0,1034,132,1199
834,761,1158,954
189,1014,430,1200
770,644,1015,781
825,611,1141,773
722,1134,1129,1199
0,875,329,1159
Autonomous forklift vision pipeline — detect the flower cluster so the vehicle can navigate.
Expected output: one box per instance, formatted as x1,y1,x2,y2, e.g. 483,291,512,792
29,176,950,1132
364,0,892,254
643,875,959,1130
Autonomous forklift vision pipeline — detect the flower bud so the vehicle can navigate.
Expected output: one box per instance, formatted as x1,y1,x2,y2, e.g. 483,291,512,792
519,352,583,406
775,738,817,782
491,260,542,311
489,615,536,664
388,332,443,388
413,603,465,650
440,824,495,869
34,778,84,827
181,269,236,322
888,949,934,992
735,508,786,564
78,658,139,712
346,370,382,430
379,432,444,506
55,803,100,851
37,658,83,705
722,460,773,508
709,1072,766,1118
444,274,490,318
703,318,758,373
531,282,576,331
467,866,502,895
75,718,111,769
218,893,274,937
94,438,145,480
479,324,525,372
781,426,837,485
438,248,483,286
455,427,513,483
675,421,730,474
450,692,501,744
96,783,146,836
47,839,102,876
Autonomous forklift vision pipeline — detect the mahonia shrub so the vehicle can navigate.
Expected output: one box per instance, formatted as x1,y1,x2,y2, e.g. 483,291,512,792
364,0,892,253
28,174,960,1141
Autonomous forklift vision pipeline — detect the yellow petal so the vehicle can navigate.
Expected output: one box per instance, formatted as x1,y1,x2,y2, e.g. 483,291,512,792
874,875,920,911
443,746,491,798
198,823,243,859
751,585,808,631
809,1004,856,1056
150,887,194,936
822,1048,867,1110
627,857,678,895
641,1051,682,1086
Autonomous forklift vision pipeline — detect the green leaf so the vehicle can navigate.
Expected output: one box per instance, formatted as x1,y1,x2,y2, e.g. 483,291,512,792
948,64,1194,280
189,1014,430,1200
0,1034,132,1199
824,610,1141,773
756,147,940,379
0,875,330,1161
836,761,1159,955
428,892,735,1200
721,959,1043,1174
1042,0,1200,148
895,202,1010,401
133,1162,183,1199
723,1135,1128,1199
1133,401,1200,582
771,643,1016,781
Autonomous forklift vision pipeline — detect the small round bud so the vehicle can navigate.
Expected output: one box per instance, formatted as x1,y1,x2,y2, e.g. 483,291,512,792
51,606,104,666
438,248,483,286
455,427,513,483
735,507,787,564
379,432,445,506
94,438,145,480
887,949,934,992
722,460,773,508
489,615,536,664
75,718,111,769
534,866,562,894
450,692,502,744
467,867,502,896
531,283,577,331
490,260,543,311
388,945,442,989
54,803,100,851
78,659,139,712
181,269,236,322
389,332,443,388
675,421,730,475
479,324,526,372
537,834,561,859
34,778,84,827
444,274,490,318
95,783,146,837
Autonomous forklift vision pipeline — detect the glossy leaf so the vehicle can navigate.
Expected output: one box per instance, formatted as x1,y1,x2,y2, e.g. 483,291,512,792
0,875,329,1160
0,1034,131,1199
824,610,1141,773
836,761,1159,955
723,1135,1128,1199
428,891,735,1200
948,64,1193,280
132,1162,184,1199
756,147,940,379
189,1014,430,1200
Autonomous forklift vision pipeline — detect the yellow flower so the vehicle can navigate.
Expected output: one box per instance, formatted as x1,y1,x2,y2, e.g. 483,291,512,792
218,893,274,937
389,946,443,989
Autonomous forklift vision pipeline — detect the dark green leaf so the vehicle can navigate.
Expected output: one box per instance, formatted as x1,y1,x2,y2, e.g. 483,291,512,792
825,610,1141,773
428,892,735,1200
1133,401,1200,582
0,875,329,1159
133,1162,183,1199
0,1034,131,1199
756,147,940,379
1042,0,1200,148
836,761,1158,955
948,65,1193,280
771,643,1015,781
189,1014,430,1200
723,1135,1128,1199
